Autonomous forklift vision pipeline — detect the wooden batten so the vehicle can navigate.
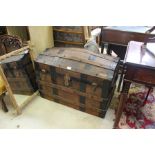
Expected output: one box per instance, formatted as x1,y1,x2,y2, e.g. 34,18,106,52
0,45,29,61
19,91,39,109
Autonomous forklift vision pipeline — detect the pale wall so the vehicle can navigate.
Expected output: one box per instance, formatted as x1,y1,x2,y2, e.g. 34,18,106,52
7,26,29,41
28,26,54,57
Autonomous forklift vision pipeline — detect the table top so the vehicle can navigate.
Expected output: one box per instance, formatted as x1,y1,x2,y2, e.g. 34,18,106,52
124,41,155,68
104,26,155,34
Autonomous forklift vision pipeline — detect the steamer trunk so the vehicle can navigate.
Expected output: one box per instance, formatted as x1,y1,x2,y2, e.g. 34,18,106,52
35,47,120,118
1,51,38,95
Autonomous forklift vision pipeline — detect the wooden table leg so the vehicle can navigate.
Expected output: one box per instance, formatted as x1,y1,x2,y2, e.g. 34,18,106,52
107,44,112,55
114,81,131,128
143,87,153,106
0,93,8,112
117,64,125,92
1,97,8,112
101,43,104,54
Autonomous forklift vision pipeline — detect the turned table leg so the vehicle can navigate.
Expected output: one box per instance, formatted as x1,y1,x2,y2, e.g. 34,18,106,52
143,87,152,105
117,64,124,92
101,43,104,54
0,93,8,112
114,80,131,128
107,44,112,55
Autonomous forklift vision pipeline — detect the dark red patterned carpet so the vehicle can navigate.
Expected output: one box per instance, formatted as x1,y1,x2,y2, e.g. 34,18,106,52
118,86,155,129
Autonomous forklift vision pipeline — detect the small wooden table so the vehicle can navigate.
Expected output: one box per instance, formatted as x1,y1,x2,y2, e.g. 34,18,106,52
114,41,155,128
100,26,155,59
